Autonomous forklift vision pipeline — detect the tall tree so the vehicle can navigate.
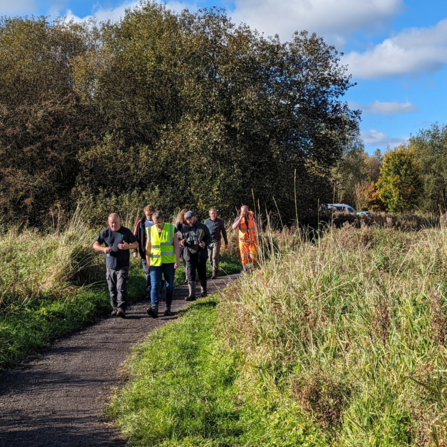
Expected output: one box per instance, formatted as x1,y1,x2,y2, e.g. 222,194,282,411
411,123,447,213
376,146,423,214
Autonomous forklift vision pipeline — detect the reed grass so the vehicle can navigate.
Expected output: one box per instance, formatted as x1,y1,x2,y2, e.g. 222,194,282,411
219,223,447,445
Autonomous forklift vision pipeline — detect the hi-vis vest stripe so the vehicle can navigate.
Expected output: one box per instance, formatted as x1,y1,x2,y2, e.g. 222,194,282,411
147,223,176,266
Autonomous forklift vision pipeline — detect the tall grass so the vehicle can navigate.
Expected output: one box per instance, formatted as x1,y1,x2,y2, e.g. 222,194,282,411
0,212,103,311
218,224,447,445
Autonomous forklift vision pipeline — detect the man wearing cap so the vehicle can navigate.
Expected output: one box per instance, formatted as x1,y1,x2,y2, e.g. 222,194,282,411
180,211,212,300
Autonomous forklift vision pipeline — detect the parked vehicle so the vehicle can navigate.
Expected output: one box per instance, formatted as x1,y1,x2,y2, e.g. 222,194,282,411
357,210,374,216
325,203,357,214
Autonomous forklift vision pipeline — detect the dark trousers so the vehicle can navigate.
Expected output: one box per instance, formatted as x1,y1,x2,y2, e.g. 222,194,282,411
106,267,129,309
149,263,175,311
141,258,151,292
186,255,207,287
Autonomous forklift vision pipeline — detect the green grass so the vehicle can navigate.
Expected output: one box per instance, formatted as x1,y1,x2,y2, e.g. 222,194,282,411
108,295,324,446
0,265,147,370
109,225,447,446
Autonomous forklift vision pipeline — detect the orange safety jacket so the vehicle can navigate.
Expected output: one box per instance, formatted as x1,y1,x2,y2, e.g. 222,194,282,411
238,212,258,244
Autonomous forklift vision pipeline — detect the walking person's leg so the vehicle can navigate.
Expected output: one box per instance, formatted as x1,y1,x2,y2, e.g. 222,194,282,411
106,268,119,316
141,258,151,298
147,266,162,318
185,258,197,301
211,241,221,278
162,263,175,315
116,266,129,318
198,256,208,297
207,242,215,277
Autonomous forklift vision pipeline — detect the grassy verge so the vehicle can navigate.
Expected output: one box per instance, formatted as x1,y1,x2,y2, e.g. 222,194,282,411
108,295,322,446
0,265,146,370
110,225,447,446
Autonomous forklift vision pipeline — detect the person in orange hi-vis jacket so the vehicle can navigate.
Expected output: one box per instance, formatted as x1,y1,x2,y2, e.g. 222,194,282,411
232,205,258,269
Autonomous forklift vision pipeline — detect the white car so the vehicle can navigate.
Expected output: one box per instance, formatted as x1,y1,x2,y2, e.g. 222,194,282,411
326,204,357,214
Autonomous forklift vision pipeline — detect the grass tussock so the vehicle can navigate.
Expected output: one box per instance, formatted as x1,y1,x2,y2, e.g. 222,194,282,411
0,214,103,311
217,224,447,445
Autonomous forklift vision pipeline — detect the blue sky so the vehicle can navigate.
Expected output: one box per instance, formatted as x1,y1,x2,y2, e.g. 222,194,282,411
2,0,446,154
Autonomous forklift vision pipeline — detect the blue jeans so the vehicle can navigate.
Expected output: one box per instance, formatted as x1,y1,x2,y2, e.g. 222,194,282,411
141,258,151,292
150,263,175,310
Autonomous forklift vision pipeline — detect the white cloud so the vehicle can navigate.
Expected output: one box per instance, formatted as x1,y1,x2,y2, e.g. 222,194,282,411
0,0,36,15
230,0,403,43
343,18,447,79
349,99,419,115
58,0,198,23
361,129,407,148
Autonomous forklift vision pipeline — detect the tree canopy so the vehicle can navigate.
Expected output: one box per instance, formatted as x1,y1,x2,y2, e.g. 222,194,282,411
376,146,422,214
0,3,360,225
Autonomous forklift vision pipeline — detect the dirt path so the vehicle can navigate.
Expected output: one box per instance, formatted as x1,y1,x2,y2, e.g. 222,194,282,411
0,274,239,447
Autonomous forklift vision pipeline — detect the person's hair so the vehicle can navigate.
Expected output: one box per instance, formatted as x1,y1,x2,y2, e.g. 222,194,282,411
152,211,164,222
143,204,155,215
209,208,217,213
176,208,187,224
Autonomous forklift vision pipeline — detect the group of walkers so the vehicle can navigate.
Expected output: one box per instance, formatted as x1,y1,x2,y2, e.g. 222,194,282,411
93,206,258,319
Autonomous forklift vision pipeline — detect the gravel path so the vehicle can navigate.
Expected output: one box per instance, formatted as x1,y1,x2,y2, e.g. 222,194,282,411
0,274,239,447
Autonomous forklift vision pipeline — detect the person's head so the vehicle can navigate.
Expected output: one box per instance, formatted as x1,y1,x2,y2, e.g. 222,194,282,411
209,208,218,221
177,208,188,224
152,211,165,229
240,205,249,217
108,213,121,232
184,210,197,226
144,204,155,221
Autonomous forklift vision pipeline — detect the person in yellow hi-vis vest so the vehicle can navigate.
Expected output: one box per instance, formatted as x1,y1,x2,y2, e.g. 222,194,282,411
232,205,258,269
145,211,180,318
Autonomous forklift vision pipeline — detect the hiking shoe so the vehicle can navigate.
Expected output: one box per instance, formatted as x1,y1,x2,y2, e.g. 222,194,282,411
184,295,196,301
147,307,159,318
116,308,126,318
164,309,173,317
111,308,118,317
201,291,208,298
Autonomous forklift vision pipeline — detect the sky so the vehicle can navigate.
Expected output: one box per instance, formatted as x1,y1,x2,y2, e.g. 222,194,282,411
1,0,446,154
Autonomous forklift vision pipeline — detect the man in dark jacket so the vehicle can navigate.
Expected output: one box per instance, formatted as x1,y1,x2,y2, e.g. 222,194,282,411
204,208,228,279
180,211,212,300
133,204,155,298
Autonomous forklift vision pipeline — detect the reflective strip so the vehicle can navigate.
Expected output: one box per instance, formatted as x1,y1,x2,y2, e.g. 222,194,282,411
163,251,175,255
151,254,161,258
241,254,250,257
152,244,160,248
160,242,171,246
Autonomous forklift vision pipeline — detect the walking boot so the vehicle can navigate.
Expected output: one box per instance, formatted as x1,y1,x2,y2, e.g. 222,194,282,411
146,306,159,318
164,308,173,317
185,281,196,301
200,281,208,298
111,307,118,317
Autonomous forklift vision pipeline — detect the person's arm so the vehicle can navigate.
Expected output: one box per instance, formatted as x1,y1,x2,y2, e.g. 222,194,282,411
221,220,229,247
117,232,139,251
93,240,112,254
173,237,180,268
202,225,212,248
93,232,111,254
133,220,140,257
232,216,241,230
145,239,151,272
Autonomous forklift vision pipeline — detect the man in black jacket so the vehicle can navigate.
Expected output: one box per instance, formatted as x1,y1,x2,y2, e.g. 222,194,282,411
180,211,212,300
